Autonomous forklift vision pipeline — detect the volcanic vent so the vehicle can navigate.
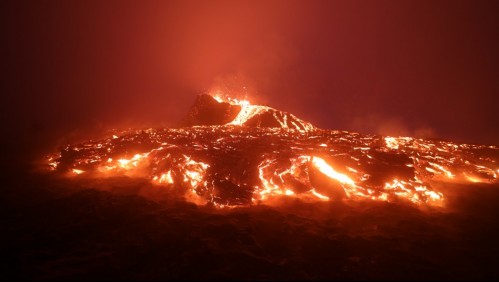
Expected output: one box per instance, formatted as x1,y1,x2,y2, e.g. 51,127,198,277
47,95,498,207
182,94,315,131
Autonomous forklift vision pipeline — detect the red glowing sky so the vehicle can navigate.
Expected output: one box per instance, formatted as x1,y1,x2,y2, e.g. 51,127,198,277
3,0,499,150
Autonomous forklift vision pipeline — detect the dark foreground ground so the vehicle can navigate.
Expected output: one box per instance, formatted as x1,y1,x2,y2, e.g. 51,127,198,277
2,160,499,280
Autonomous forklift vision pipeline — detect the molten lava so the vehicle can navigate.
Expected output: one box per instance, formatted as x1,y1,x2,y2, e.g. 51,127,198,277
46,95,498,207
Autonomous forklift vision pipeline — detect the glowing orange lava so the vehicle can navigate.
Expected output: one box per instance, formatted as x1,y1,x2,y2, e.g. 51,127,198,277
46,95,499,207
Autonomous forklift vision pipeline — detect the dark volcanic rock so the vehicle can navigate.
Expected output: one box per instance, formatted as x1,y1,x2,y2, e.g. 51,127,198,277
7,93,499,280
244,109,311,131
181,94,314,131
181,94,241,126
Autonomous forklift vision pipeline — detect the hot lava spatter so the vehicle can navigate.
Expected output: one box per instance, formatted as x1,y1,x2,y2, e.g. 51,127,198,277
46,95,499,207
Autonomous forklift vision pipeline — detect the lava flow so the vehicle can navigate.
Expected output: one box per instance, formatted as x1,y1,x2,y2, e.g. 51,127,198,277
46,94,499,207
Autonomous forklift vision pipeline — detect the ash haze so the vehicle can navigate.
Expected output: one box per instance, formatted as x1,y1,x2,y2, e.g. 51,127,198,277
3,2,499,280
2,0,499,157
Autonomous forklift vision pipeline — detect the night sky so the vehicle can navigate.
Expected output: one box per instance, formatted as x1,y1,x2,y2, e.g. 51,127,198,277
3,0,499,154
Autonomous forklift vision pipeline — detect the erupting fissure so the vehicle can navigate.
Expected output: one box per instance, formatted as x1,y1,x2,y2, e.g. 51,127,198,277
46,94,499,207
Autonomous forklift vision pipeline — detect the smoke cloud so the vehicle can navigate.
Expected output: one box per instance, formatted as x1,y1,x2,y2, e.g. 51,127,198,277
3,0,499,158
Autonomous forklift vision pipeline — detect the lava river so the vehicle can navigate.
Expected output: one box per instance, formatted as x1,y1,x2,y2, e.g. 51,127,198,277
46,95,499,207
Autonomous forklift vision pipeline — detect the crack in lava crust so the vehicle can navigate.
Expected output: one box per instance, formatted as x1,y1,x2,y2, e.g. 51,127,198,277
46,126,499,207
